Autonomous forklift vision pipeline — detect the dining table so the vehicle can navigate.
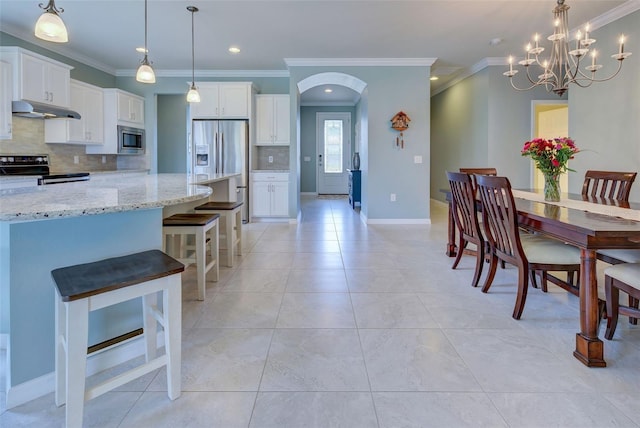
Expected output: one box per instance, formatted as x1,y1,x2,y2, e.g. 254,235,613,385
443,189,640,367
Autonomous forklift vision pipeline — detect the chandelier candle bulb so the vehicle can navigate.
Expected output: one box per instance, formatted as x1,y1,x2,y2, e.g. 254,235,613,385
619,36,625,54
535,33,540,49
575,31,581,49
591,50,596,67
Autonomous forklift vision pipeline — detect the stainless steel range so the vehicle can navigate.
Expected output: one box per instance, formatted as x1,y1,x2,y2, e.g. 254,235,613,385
0,154,90,184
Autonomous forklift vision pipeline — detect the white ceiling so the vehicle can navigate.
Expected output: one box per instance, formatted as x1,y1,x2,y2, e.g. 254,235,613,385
0,0,636,104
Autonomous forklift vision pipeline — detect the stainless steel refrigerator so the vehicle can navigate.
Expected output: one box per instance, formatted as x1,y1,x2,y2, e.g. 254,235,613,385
190,119,249,222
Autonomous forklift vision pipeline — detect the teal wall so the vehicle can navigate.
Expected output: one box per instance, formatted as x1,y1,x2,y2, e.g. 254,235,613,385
157,95,188,173
5,209,162,387
0,32,116,88
290,66,431,222
431,67,564,202
568,10,640,201
300,105,356,193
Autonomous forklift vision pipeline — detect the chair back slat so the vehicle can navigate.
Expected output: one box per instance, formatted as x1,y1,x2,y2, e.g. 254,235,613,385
582,170,637,201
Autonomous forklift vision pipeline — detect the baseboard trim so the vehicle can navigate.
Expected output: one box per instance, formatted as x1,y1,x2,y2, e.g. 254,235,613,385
5,332,164,409
366,218,431,225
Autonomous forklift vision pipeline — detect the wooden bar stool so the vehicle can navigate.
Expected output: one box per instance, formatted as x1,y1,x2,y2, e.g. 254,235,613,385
51,250,184,428
162,213,219,301
194,201,243,267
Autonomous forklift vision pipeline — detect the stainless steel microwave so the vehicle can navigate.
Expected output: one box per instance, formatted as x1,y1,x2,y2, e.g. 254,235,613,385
117,125,145,154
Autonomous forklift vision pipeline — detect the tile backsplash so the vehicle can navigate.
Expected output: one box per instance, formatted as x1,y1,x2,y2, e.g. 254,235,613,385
1,117,118,172
255,146,289,170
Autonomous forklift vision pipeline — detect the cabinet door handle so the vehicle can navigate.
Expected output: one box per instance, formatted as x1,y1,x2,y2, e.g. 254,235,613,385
50,92,53,103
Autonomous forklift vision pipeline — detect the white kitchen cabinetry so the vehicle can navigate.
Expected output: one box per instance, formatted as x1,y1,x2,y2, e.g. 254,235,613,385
45,80,104,145
255,94,289,145
251,172,289,217
0,47,71,108
117,91,144,126
0,61,12,139
190,82,251,119
86,89,144,155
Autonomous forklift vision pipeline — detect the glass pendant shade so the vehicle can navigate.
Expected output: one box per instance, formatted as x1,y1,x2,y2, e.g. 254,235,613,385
136,0,155,84
34,4,68,43
187,85,201,103
136,57,156,83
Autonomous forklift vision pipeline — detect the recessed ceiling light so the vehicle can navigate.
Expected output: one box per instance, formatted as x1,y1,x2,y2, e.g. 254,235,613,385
430,76,439,81
228,46,240,54
324,88,333,93
136,47,148,53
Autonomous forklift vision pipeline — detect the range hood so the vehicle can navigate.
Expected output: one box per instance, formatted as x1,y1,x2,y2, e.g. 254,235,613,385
12,100,81,119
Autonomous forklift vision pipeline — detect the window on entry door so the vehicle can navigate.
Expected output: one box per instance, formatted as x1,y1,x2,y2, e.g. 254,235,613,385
324,119,343,173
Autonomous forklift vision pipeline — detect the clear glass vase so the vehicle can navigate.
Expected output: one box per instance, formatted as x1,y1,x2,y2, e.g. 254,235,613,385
543,173,561,202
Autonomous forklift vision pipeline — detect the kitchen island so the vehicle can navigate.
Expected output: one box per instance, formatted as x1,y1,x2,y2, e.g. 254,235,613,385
0,173,235,408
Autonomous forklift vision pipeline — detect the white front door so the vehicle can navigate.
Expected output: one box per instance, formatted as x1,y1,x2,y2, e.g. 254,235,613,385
317,112,351,194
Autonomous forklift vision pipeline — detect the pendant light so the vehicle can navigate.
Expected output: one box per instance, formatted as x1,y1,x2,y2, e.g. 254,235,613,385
136,0,156,84
34,0,68,43
186,6,201,103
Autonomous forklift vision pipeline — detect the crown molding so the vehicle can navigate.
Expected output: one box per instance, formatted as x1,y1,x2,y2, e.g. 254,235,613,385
115,69,290,78
1,25,116,75
587,0,640,31
285,58,437,67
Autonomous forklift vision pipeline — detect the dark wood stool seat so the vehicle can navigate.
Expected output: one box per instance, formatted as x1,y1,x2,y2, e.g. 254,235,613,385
51,250,184,427
163,213,220,227
195,201,243,211
52,250,184,301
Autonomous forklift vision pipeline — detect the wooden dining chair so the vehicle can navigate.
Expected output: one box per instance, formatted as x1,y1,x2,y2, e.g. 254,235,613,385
604,263,640,340
582,170,640,265
582,170,637,201
459,167,497,191
447,171,485,288
476,175,582,319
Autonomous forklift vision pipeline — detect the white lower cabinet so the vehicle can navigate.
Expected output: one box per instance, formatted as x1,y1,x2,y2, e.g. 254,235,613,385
251,172,289,217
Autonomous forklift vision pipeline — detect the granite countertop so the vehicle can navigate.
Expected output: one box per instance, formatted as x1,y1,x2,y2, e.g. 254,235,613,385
191,172,242,185
0,173,212,222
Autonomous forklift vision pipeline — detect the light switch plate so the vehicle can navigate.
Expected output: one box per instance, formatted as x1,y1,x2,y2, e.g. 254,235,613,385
304,156,311,162
414,155,423,164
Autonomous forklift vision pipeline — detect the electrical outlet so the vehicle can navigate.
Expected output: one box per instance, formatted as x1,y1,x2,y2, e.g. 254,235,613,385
102,156,106,164
268,155,274,163
73,156,79,164
390,193,396,202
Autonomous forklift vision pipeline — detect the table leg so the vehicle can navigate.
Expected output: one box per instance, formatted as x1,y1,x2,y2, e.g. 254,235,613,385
573,248,606,367
446,201,457,257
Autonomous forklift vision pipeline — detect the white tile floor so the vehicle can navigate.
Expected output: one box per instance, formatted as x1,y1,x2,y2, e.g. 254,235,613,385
2,195,640,427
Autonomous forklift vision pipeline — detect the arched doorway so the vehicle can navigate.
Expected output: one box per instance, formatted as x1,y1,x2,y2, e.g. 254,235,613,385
296,73,368,199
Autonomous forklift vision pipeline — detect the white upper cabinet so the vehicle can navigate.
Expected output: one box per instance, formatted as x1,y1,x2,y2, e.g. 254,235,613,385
45,80,104,145
255,94,289,145
0,61,12,140
117,91,144,126
0,47,72,108
190,82,251,119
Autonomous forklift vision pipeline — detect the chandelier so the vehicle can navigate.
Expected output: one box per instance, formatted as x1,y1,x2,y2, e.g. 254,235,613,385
504,0,631,96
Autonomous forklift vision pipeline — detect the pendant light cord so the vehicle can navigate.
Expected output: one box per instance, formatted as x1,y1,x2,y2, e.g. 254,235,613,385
191,8,195,84
144,0,148,56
